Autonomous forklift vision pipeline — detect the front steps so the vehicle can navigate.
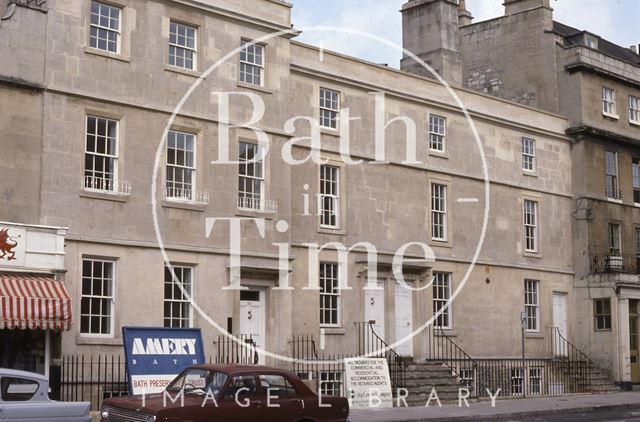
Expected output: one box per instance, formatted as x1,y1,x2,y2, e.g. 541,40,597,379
589,368,620,394
401,362,463,406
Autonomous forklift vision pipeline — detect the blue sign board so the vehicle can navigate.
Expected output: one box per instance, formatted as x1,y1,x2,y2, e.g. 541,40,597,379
122,326,205,394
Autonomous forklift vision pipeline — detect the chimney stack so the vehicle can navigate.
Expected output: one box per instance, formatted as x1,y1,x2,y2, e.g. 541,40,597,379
504,0,551,15
458,0,473,26
400,0,462,85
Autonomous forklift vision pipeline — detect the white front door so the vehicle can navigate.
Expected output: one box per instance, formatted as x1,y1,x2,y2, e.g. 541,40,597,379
553,293,568,357
395,282,413,356
240,289,265,364
364,281,385,341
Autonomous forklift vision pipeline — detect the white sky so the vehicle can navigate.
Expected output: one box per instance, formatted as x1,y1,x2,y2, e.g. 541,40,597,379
289,0,640,68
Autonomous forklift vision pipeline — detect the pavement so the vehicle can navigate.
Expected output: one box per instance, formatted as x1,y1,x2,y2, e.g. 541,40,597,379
348,392,640,422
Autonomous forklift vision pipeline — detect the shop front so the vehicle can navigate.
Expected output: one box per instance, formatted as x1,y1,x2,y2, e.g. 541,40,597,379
0,222,71,388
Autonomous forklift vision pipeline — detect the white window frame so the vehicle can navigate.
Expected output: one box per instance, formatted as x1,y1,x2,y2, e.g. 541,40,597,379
630,96,640,124
84,116,119,193
165,130,196,201
433,272,452,329
605,150,620,200
529,367,543,395
633,158,640,205
429,115,446,152
319,263,341,327
80,258,115,338
239,40,265,86
523,199,538,253
458,368,476,392
164,265,193,328
168,20,197,70
584,34,598,49
608,223,621,255
594,298,612,331
319,164,340,229
238,141,265,211
511,368,524,396
89,1,122,54
522,137,536,172
319,371,343,397
524,279,540,332
319,88,340,129
431,183,447,241
602,87,617,117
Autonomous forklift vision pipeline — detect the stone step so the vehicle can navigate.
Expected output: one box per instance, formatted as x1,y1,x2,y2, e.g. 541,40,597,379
400,361,463,407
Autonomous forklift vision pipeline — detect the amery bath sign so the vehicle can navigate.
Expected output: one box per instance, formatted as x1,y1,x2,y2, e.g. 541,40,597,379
122,326,205,394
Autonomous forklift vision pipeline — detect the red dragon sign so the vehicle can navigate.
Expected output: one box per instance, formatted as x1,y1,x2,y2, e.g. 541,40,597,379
0,228,19,261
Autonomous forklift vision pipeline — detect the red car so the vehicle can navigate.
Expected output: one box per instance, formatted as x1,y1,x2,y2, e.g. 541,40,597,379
100,364,349,422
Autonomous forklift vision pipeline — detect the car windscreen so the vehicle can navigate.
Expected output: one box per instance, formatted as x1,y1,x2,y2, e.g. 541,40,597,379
166,369,227,395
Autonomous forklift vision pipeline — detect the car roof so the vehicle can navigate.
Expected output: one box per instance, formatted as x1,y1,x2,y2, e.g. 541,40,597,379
0,368,48,382
190,364,296,376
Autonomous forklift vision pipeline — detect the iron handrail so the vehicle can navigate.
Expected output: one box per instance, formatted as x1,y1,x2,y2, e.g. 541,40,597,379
355,321,406,390
428,325,482,395
550,327,593,392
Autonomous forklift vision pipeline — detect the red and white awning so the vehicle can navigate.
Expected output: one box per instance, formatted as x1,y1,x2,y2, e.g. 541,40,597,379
0,274,72,331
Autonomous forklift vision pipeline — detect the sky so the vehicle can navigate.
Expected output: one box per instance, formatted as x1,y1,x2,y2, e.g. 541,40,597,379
289,0,640,68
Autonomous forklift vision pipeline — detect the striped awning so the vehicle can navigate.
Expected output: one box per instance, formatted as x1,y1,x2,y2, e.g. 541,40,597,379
0,274,72,331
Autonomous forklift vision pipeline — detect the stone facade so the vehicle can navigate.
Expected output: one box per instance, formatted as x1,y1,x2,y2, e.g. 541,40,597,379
0,0,578,398
401,0,640,386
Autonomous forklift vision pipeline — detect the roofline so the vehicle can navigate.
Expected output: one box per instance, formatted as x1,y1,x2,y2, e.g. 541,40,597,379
289,40,569,121
565,60,640,89
567,125,640,147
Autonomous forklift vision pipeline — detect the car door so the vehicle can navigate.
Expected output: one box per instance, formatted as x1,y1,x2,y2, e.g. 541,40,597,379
260,374,304,422
218,374,263,422
0,375,44,421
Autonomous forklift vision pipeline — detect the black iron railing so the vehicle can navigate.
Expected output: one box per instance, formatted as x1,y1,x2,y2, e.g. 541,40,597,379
605,186,623,200
61,355,129,411
212,334,259,364
473,358,585,397
550,327,592,392
289,334,348,397
426,325,480,395
590,253,639,274
355,321,406,390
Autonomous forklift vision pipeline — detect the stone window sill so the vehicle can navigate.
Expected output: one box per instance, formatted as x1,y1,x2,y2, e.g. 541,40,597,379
429,150,449,159
318,227,347,236
322,328,346,336
236,208,275,220
80,190,130,203
84,47,130,63
236,81,273,94
165,64,202,78
525,332,545,339
162,200,206,212
76,336,123,346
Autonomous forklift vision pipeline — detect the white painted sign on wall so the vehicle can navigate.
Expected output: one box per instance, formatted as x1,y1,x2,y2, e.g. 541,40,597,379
344,357,393,409
0,226,26,267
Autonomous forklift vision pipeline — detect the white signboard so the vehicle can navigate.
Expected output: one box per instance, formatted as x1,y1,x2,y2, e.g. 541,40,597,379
344,358,393,409
0,226,26,267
